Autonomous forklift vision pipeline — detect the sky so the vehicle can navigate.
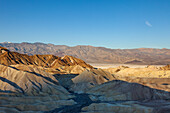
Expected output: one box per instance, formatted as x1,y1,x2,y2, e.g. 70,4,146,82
0,0,170,49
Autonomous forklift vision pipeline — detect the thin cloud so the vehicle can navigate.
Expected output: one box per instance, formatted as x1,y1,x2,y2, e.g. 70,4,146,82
145,21,152,27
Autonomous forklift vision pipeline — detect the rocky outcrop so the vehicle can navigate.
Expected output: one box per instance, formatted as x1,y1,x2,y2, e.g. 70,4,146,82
81,102,154,113
0,96,76,112
57,65,90,74
70,68,115,93
0,64,77,112
160,64,170,70
86,80,170,101
0,64,70,96
81,100,170,113
0,46,9,54
103,66,170,92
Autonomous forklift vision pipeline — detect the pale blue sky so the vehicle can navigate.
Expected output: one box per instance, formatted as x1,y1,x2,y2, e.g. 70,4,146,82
0,0,170,48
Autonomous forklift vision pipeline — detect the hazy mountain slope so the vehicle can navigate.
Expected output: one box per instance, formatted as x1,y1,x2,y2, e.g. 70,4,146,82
0,42,68,56
0,42,170,64
0,46,93,69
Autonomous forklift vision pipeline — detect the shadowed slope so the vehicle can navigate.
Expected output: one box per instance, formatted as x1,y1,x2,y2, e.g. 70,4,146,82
70,68,115,93
0,76,24,94
0,64,69,96
86,80,170,101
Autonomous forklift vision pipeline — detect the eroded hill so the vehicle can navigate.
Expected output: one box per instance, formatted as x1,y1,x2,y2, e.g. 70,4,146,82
0,42,170,64
0,47,170,113
0,46,93,70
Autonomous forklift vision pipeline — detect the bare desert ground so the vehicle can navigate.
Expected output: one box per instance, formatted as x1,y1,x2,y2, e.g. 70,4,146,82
90,63,165,69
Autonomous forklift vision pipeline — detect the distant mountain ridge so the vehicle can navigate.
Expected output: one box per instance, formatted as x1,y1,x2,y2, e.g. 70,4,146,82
0,42,170,65
0,46,92,69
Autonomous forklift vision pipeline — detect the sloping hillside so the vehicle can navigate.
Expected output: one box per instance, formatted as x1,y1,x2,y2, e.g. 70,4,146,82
0,42,170,64
0,46,93,69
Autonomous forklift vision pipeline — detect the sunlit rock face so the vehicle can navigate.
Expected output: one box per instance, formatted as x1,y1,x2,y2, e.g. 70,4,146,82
160,64,170,70
70,68,115,93
0,64,71,96
0,46,9,55
0,46,93,70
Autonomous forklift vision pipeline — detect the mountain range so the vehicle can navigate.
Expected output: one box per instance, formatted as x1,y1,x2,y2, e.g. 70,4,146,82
0,42,170,65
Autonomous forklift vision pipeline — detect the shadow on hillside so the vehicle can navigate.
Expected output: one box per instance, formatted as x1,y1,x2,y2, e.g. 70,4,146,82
112,76,170,92
46,80,170,113
53,74,78,90
8,65,60,85
29,71,60,85
8,65,20,71
0,76,25,94
0,89,16,94
97,80,170,101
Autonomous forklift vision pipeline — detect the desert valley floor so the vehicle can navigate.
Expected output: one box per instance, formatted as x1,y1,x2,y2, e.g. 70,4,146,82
90,63,165,69
0,46,170,113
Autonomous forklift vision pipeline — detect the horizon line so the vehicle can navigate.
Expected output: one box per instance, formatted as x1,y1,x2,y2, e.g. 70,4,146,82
0,41,169,49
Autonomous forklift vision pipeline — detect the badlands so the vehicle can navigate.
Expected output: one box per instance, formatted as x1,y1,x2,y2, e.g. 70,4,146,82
0,46,170,113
